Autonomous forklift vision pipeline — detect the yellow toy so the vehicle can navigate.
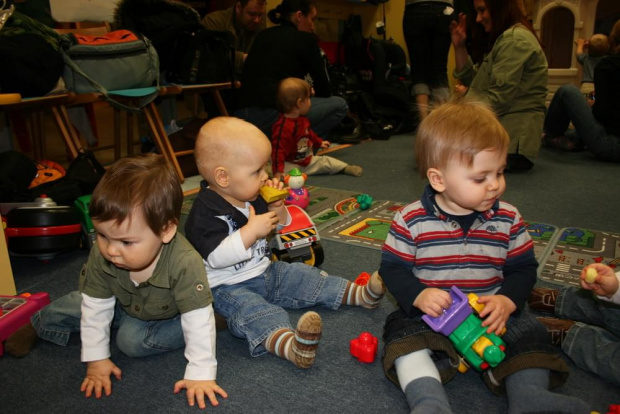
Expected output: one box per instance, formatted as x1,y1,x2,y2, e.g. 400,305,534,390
259,185,288,203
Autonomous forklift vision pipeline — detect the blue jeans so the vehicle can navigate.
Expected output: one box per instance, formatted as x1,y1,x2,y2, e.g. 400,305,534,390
235,96,348,139
211,261,348,356
556,286,620,386
544,84,620,162
403,2,453,96
32,291,185,358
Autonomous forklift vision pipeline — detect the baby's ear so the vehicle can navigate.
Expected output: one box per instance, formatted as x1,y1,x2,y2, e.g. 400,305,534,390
161,221,178,243
214,166,229,188
427,168,446,192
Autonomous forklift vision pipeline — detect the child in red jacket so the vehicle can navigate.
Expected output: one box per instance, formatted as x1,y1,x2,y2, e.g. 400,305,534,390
270,77,362,179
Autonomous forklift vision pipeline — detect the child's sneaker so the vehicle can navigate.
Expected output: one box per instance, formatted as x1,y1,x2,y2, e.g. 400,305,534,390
536,317,575,346
528,287,559,313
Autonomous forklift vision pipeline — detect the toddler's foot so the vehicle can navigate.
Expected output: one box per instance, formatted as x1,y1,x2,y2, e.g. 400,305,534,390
263,311,322,369
5,322,38,357
343,271,386,309
343,165,363,177
528,287,558,313
292,311,322,369
536,317,575,346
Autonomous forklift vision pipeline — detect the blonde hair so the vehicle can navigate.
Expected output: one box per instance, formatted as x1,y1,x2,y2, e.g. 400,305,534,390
276,77,311,113
589,34,610,57
415,100,510,178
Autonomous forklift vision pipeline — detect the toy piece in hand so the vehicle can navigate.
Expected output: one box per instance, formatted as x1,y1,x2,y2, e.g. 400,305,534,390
259,185,288,203
585,268,598,283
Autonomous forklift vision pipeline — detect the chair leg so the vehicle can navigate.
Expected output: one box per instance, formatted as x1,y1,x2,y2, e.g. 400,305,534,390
210,89,229,116
142,102,185,182
50,105,80,160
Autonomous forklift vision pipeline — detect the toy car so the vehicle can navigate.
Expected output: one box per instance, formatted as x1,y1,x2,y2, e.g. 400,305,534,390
423,286,506,372
270,204,324,267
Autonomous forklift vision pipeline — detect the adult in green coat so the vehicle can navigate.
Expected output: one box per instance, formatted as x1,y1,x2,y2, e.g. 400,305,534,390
450,0,548,170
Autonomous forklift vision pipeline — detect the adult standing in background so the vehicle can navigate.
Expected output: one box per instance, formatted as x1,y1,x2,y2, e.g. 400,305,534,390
236,0,348,139
402,0,455,121
450,0,548,170
543,19,620,163
202,0,267,77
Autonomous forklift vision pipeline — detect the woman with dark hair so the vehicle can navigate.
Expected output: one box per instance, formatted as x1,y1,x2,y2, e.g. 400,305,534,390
450,0,548,170
235,0,348,139
543,19,620,162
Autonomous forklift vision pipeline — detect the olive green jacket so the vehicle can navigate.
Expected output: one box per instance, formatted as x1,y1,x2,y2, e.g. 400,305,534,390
455,25,548,157
80,233,212,321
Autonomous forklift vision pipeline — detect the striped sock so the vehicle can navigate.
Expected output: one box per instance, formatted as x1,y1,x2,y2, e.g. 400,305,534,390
342,271,386,309
263,311,322,369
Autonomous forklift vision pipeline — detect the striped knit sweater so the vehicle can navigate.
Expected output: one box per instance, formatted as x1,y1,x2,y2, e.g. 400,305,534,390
380,185,537,316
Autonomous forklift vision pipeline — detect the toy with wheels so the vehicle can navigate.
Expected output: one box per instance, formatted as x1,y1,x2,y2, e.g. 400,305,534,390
270,204,324,267
74,194,96,249
422,286,506,372
1,196,81,260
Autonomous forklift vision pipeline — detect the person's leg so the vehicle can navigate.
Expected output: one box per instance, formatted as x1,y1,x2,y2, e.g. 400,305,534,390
5,290,83,357
505,368,591,413
115,307,185,357
544,84,620,161
234,107,279,138
556,285,620,336
403,4,432,120
428,5,453,106
266,261,384,311
396,349,452,413
302,155,348,175
211,281,292,356
306,97,348,138
562,322,620,386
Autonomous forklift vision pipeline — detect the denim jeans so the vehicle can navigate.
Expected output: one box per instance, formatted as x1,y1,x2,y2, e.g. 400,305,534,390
556,286,620,385
32,291,185,358
211,260,348,356
235,96,348,139
403,2,453,96
544,84,620,162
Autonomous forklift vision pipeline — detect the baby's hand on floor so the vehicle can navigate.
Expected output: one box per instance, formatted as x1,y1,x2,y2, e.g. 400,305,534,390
174,379,228,409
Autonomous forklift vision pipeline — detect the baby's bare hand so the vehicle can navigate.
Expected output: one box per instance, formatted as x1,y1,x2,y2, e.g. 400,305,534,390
477,295,515,335
414,288,452,317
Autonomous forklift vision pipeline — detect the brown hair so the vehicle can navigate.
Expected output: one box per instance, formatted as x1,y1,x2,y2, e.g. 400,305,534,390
276,77,311,113
89,154,182,235
470,0,541,62
415,100,510,178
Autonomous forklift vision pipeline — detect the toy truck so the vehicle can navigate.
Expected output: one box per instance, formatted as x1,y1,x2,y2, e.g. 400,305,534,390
422,286,506,372
270,204,324,267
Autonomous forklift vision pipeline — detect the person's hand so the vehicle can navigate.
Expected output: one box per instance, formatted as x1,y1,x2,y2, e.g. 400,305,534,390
80,359,122,399
449,13,468,48
414,288,452,317
580,263,619,298
264,177,286,211
320,140,331,149
173,379,228,409
575,38,586,46
244,205,279,242
454,84,468,96
476,295,516,335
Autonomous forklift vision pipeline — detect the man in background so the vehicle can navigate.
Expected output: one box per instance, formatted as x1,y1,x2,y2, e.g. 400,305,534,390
202,0,267,76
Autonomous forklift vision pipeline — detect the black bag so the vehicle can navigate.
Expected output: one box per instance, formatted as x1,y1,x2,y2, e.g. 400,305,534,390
168,27,235,85
0,150,38,202
28,150,106,205
0,32,64,97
